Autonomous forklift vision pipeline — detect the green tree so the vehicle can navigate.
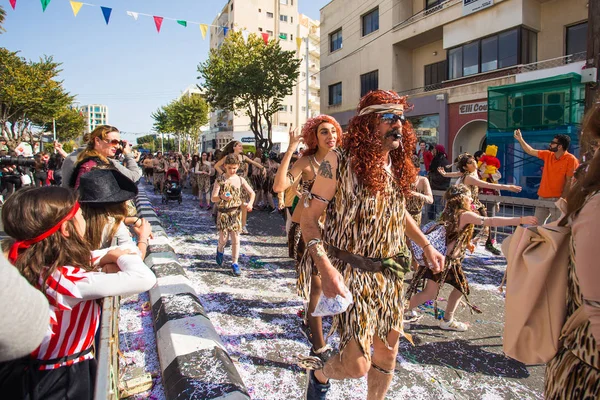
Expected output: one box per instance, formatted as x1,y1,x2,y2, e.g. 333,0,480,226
198,31,301,152
168,95,209,153
42,107,86,142
0,6,6,34
0,48,73,146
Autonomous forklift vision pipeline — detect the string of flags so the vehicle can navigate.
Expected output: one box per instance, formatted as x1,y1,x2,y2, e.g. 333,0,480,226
8,0,308,47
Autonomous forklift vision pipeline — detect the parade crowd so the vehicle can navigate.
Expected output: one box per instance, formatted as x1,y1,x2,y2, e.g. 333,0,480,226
0,89,599,400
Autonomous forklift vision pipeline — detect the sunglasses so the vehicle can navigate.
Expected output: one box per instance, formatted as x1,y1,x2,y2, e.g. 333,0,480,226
103,138,122,146
380,113,406,125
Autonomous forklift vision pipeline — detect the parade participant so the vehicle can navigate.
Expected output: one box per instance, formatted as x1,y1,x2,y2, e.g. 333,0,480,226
153,151,168,194
215,141,265,234
405,184,537,331
544,103,600,400
273,116,342,358
264,152,280,212
407,154,434,227
66,126,141,189
0,186,156,399
212,155,255,276
189,154,201,197
142,153,154,185
438,153,522,254
250,149,267,209
300,90,444,400
514,129,579,224
194,152,213,209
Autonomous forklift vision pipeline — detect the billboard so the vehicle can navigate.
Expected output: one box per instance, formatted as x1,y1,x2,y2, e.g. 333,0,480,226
463,0,494,16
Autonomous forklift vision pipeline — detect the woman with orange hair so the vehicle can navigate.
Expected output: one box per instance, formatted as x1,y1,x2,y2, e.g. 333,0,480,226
273,115,342,361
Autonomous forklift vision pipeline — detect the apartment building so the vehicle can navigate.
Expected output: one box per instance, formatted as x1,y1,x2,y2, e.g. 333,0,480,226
205,0,320,154
320,0,591,198
80,104,109,134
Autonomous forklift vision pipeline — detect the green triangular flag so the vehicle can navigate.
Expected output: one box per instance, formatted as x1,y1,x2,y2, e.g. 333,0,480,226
41,0,51,12
177,20,187,27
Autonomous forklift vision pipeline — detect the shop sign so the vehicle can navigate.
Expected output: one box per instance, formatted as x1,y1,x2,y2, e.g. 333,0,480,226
463,0,494,16
459,101,488,115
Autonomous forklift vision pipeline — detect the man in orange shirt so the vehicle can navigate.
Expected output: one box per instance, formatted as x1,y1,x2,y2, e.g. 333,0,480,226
514,130,579,224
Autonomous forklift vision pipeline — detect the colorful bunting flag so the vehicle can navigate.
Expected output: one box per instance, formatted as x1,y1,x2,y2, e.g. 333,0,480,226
177,20,187,27
126,11,139,21
40,0,51,12
153,16,163,33
241,30,249,43
223,27,228,36
261,32,269,44
296,37,303,49
199,24,208,39
70,1,83,17
101,7,112,24
9,0,16,10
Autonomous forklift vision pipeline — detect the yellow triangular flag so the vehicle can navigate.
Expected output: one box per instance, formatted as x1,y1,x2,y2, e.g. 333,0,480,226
70,1,83,17
199,24,208,39
296,37,303,49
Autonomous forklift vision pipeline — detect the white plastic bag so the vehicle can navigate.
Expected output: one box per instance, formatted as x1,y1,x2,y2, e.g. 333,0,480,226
312,288,353,317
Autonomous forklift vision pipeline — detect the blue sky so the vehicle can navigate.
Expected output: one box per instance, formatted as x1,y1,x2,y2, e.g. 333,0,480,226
1,0,328,142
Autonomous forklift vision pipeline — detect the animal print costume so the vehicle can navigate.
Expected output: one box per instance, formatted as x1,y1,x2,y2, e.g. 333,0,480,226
406,183,426,227
215,175,245,234
297,148,411,360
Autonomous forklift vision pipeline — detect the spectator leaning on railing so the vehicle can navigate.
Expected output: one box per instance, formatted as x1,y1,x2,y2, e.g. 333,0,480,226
62,125,141,189
513,129,579,224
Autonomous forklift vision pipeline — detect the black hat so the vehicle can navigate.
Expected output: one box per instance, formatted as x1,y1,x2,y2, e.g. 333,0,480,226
78,169,138,204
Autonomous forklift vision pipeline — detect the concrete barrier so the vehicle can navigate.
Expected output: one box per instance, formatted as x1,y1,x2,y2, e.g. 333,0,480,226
136,186,250,400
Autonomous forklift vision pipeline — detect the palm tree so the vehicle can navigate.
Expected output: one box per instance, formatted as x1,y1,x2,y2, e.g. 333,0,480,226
0,6,6,34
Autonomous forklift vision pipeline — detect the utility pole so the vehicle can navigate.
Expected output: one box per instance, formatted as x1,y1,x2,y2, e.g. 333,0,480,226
306,37,310,121
585,0,600,111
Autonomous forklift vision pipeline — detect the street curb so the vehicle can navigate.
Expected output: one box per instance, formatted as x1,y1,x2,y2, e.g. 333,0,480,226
136,185,250,400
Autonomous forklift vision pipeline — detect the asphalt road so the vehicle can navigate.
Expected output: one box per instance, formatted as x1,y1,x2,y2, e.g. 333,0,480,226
146,182,545,400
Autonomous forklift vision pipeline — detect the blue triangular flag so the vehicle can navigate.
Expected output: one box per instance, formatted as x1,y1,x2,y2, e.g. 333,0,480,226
101,6,112,25
223,27,228,36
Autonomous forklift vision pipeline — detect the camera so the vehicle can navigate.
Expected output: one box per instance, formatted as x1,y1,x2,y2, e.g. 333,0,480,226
0,156,37,168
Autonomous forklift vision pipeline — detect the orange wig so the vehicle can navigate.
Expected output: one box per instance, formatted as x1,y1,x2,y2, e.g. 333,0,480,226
301,115,343,156
344,90,417,195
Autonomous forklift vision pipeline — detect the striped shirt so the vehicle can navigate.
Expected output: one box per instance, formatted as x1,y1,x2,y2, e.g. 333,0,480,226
32,266,100,370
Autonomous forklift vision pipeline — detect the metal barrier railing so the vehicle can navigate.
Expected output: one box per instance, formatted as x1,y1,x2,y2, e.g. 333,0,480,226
421,190,559,239
94,296,120,400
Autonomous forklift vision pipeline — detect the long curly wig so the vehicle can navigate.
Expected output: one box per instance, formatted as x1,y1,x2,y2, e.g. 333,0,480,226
301,115,343,156
344,90,417,195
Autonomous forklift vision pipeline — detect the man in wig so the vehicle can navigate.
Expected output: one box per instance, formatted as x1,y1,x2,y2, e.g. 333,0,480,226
300,90,445,399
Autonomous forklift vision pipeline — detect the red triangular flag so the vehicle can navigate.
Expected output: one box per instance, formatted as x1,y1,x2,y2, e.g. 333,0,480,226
9,0,17,10
153,16,163,33
261,32,269,44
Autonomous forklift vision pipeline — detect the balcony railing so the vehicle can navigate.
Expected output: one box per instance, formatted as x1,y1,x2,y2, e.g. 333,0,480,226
394,0,461,30
398,52,587,97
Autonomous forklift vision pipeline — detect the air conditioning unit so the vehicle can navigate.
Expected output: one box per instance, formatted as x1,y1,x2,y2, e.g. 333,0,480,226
543,92,565,125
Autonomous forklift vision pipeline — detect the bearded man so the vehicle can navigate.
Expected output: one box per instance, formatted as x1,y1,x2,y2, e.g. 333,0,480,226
300,90,445,399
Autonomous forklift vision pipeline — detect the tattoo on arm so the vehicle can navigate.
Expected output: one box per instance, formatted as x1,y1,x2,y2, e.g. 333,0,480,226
318,161,333,179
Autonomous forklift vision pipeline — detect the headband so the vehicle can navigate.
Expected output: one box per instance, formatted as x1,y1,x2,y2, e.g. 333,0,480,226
357,104,405,116
8,202,81,264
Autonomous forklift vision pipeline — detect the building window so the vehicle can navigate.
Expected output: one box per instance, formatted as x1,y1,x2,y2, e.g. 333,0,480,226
330,29,342,52
280,105,288,112
498,29,518,68
302,106,306,111
426,0,443,10
291,16,293,23
258,27,263,32
566,22,587,56
230,3,233,11
360,70,378,97
290,34,293,40
290,105,293,112
446,27,536,79
481,36,498,72
424,60,447,87
258,8,261,12
329,82,342,106
266,12,273,18
407,114,440,144
362,8,379,36
463,42,479,76
448,47,463,80
280,0,288,4
280,15,288,22
267,30,273,37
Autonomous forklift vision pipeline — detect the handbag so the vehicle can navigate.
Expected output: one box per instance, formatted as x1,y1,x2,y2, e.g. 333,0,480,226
409,221,447,265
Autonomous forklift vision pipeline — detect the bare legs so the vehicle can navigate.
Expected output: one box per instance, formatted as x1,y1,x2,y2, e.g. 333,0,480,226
314,330,400,400
217,230,241,264
307,275,326,350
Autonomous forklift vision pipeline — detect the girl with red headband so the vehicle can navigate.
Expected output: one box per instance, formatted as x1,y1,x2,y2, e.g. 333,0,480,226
0,186,156,399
